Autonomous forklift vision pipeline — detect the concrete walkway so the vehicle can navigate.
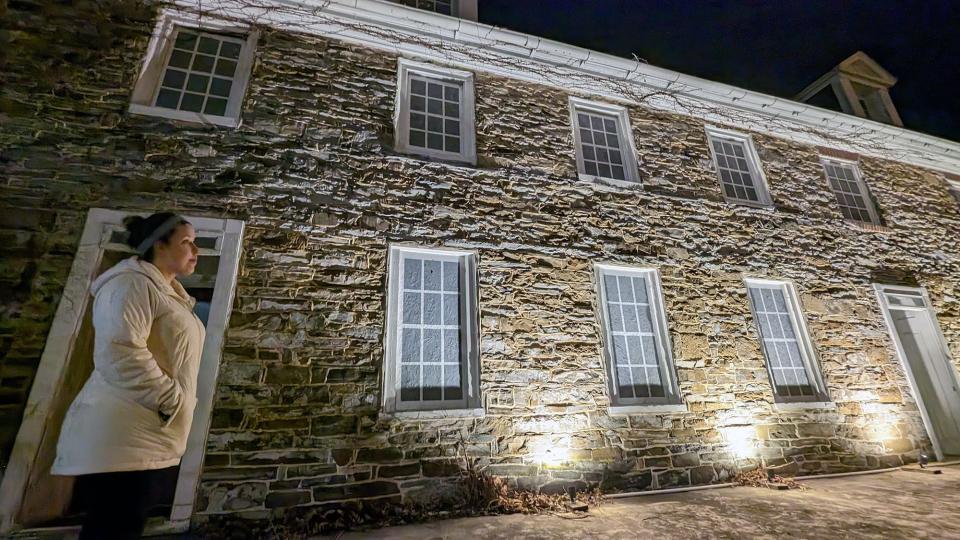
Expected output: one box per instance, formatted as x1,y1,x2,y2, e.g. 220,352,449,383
327,465,960,539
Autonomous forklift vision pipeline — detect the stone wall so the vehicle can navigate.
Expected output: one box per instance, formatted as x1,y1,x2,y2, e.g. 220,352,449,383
2,0,960,530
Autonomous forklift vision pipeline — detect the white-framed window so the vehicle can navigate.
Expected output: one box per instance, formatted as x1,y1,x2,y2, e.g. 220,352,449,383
128,10,257,128
595,265,681,409
383,245,481,413
820,158,881,224
394,59,476,164
569,98,640,184
388,0,476,17
705,126,773,206
744,278,829,403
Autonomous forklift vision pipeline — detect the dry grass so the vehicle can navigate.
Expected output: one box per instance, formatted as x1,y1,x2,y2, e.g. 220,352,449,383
462,458,604,516
734,467,807,490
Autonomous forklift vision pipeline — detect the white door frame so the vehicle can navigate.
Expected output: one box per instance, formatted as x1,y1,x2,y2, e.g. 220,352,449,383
874,283,960,461
0,208,244,535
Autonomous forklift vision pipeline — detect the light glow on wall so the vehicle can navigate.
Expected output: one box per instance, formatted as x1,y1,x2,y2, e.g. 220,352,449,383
530,434,572,467
722,425,757,459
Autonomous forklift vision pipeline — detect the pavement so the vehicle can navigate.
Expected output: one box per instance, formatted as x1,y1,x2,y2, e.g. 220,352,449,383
324,464,960,539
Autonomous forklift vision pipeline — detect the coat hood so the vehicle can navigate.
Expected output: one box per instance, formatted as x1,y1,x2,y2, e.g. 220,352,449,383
91,257,195,308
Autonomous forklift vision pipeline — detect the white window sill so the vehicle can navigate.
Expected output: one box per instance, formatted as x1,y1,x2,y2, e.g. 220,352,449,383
773,401,836,412
608,403,687,416
577,173,642,188
722,197,775,210
396,143,477,166
845,220,892,233
128,104,240,128
380,408,485,421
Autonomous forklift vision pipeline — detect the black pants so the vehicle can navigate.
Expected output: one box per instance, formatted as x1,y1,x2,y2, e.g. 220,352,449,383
77,467,176,540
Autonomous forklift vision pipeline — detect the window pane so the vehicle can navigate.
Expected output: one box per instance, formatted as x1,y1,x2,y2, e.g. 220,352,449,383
168,49,192,69
423,260,442,290
410,112,426,130
423,329,441,363
394,252,470,408
409,129,425,147
204,98,227,116
444,136,460,153
400,366,420,401
403,292,421,324
186,74,210,93
442,261,459,291
443,329,459,363
823,161,876,224
161,69,187,89
423,365,442,401
404,258,422,288
191,54,215,73
215,58,238,77
712,136,762,202
423,292,442,325
411,78,426,95
401,328,420,363
175,31,198,50
749,284,818,399
180,93,204,112
443,365,462,400
601,270,670,403
209,77,232,97
220,41,241,59
155,88,181,109
197,36,220,54
577,110,629,181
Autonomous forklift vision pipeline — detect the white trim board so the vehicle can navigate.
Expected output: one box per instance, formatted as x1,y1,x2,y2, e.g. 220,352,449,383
167,0,960,176
0,208,244,535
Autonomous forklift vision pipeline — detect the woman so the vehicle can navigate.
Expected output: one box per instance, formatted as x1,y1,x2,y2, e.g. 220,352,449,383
53,212,206,539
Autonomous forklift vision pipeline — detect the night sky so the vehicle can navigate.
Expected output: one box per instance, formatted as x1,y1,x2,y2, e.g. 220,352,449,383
480,1,960,142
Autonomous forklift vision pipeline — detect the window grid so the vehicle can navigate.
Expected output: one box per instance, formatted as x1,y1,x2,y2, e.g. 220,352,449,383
398,257,463,403
154,29,243,117
392,0,453,15
711,137,762,203
604,274,664,399
576,111,627,180
823,161,876,223
748,285,815,398
408,75,462,154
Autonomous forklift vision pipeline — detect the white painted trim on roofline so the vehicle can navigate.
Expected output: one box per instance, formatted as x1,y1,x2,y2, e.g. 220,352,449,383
168,0,960,176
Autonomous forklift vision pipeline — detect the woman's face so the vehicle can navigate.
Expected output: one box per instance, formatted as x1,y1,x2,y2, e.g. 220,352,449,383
153,223,198,277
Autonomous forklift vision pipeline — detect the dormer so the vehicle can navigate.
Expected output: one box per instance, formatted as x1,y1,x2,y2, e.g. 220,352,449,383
386,0,478,20
795,51,903,127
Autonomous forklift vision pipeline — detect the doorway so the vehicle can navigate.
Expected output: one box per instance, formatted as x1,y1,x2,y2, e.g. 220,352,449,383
0,209,244,535
875,284,960,461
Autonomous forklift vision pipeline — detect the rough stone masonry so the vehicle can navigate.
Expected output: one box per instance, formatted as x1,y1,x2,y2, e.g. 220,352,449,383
1,0,959,531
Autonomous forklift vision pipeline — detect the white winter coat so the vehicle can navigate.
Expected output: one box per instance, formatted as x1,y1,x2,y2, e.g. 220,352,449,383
52,257,205,475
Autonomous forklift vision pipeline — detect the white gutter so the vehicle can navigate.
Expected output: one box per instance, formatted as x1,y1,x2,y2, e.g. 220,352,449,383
794,467,901,480
173,0,960,175
607,466,905,501
607,482,735,499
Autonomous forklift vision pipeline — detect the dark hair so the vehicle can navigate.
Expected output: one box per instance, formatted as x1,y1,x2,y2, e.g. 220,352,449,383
123,212,191,263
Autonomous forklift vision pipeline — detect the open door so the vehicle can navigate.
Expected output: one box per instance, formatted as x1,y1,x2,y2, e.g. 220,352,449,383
875,284,960,461
0,208,244,535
